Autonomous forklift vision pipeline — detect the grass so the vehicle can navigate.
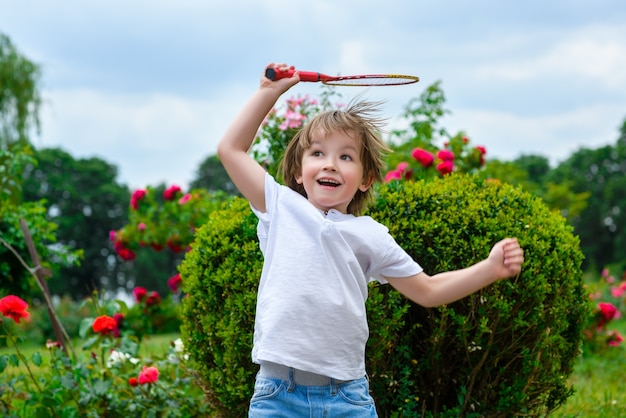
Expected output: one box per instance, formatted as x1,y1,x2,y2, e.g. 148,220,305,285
551,318,626,417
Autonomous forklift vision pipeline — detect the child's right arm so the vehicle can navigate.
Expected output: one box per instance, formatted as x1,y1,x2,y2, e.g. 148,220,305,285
217,63,300,213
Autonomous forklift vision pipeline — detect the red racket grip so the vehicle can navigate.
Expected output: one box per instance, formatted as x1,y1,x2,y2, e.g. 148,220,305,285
265,68,321,82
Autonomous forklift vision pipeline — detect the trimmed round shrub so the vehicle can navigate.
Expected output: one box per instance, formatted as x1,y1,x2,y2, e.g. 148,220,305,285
179,174,588,417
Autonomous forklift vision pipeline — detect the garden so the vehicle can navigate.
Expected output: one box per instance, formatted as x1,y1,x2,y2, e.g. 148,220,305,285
3,32,626,417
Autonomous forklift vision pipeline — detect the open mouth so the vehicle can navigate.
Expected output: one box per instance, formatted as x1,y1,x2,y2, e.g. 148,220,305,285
317,178,340,188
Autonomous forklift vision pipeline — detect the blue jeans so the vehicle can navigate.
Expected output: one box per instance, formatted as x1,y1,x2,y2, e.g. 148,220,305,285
248,369,378,417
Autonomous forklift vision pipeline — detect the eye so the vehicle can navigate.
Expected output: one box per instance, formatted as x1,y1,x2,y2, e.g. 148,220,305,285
311,150,323,157
340,154,353,161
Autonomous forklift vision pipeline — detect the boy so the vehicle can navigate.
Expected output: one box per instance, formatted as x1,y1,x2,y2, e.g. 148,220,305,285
217,63,524,417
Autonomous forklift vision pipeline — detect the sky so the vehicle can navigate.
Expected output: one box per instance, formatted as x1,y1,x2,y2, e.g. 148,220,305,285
2,0,625,190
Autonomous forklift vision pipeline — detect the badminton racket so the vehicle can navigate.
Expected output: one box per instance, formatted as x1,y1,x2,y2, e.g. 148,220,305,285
265,67,419,86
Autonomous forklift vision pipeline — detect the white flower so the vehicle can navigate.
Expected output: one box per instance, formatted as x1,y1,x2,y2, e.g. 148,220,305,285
173,338,184,353
106,350,140,368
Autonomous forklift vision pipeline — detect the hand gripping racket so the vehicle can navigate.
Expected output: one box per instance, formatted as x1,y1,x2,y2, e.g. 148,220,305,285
265,67,419,86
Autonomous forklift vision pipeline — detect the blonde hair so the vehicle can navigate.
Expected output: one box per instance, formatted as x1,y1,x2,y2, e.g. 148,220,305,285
279,100,391,215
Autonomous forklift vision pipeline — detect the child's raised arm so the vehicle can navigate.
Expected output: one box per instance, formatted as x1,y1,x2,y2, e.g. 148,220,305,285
217,63,300,213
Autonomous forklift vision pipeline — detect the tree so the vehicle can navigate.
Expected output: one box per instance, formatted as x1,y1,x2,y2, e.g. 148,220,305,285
0,33,77,303
189,154,237,194
0,33,41,204
22,147,131,299
548,117,626,270
480,156,590,222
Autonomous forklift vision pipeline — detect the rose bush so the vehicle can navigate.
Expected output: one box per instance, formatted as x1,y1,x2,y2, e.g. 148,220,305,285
0,294,208,417
583,267,626,351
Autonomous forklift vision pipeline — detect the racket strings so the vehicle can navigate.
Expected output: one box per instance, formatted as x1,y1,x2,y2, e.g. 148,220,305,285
323,74,419,86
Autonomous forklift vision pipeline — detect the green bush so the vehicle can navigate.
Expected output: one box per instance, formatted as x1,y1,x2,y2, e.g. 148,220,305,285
179,198,261,417
179,174,588,417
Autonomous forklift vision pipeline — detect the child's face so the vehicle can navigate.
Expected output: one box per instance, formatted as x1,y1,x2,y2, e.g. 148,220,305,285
295,130,373,214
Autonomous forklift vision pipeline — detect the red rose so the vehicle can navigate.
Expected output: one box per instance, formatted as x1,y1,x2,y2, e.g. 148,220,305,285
146,291,161,306
436,160,454,175
437,149,455,161
138,366,159,384
129,377,139,387
133,287,148,303
116,247,136,261
598,302,619,321
0,295,31,324
92,315,118,335
130,189,147,210
168,274,182,292
163,185,182,201
411,148,434,167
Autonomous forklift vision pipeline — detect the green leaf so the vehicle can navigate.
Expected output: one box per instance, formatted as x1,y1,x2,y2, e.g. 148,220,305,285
0,354,8,373
78,317,94,338
81,335,99,350
9,353,19,367
31,351,43,366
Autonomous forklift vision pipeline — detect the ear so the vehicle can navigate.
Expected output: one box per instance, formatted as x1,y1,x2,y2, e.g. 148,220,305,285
295,172,303,185
359,175,374,192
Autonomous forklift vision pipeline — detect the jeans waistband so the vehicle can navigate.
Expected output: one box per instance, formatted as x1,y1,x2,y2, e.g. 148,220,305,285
258,361,349,386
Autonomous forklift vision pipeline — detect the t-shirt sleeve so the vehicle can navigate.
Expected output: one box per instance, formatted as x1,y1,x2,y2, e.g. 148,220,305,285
370,231,423,284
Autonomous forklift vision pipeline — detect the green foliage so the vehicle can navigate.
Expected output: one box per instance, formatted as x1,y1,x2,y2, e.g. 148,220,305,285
386,81,487,181
366,174,587,416
22,147,130,299
481,157,590,222
179,197,261,417
178,174,588,417
0,198,82,302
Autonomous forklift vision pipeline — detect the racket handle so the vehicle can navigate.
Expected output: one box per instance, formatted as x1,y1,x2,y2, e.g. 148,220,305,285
265,68,321,82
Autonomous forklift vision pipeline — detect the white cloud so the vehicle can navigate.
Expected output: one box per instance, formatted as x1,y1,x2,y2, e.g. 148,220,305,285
475,23,626,89
444,103,624,165
36,85,250,189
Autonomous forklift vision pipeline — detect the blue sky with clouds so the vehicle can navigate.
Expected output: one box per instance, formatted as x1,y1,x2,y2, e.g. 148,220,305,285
2,0,625,189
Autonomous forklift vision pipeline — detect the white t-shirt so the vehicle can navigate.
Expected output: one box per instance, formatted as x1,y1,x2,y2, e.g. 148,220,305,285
250,174,422,380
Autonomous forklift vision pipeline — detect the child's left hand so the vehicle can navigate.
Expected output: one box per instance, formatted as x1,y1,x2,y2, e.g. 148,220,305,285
488,238,524,279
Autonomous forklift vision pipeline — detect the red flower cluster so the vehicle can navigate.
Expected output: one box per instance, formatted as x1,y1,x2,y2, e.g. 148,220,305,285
0,295,30,324
436,149,455,175
133,287,161,306
146,292,161,306
385,161,413,182
110,230,137,261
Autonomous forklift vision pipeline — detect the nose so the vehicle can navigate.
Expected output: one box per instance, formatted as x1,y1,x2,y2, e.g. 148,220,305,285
322,160,337,172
